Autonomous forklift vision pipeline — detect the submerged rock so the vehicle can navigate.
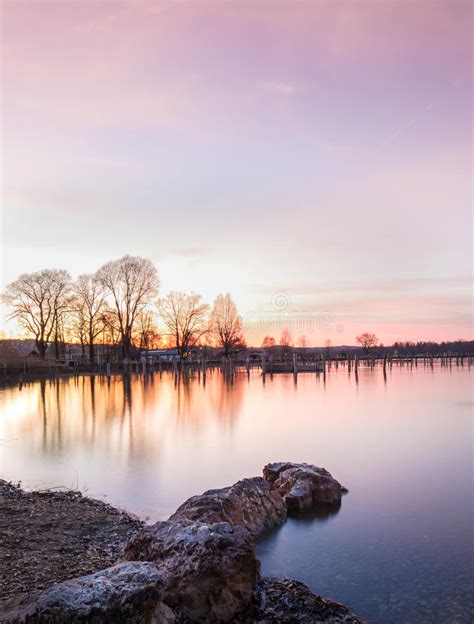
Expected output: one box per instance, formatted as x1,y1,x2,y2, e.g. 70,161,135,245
169,477,287,538
263,462,347,512
0,561,174,624
236,577,364,623
122,519,258,622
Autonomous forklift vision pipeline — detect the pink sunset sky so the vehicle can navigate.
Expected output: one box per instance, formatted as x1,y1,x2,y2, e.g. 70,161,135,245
1,0,472,346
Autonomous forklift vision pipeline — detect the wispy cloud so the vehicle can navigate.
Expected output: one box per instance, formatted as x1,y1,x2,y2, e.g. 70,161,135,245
252,276,473,298
259,81,297,95
168,248,209,259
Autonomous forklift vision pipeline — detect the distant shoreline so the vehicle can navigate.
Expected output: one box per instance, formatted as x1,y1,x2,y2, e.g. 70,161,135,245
1,353,471,387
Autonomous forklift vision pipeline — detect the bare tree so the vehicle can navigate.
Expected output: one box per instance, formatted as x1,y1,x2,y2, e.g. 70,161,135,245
73,274,106,362
158,291,209,360
297,335,308,348
50,274,73,360
69,300,87,357
356,332,378,353
133,309,161,350
96,255,159,359
209,293,245,357
261,335,276,348
279,328,293,347
2,269,72,359
99,308,122,359
324,338,332,357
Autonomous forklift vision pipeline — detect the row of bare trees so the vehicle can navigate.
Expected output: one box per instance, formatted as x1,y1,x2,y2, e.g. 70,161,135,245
261,332,379,353
262,332,317,349
2,256,245,361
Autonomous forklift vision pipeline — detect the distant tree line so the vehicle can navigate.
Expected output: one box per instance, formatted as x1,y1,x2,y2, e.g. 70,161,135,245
2,256,472,361
2,255,245,361
387,340,474,356
260,331,473,357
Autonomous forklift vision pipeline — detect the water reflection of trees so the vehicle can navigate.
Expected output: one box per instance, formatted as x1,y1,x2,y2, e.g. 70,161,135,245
31,375,166,461
172,369,246,430
14,363,395,463
207,372,246,428
11,371,247,467
38,379,64,453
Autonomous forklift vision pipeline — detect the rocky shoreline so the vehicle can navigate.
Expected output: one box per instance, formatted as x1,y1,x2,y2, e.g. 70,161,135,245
0,463,364,623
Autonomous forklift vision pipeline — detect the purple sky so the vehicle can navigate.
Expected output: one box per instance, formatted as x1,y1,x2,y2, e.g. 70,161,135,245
1,1,472,345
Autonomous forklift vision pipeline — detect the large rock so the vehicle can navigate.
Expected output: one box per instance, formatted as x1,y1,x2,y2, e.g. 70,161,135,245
0,562,175,624
122,519,258,622
235,577,365,623
169,477,287,538
263,462,347,512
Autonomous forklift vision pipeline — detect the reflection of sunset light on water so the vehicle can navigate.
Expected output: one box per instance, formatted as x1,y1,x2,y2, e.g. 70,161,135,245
0,365,470,520
1,365,471,622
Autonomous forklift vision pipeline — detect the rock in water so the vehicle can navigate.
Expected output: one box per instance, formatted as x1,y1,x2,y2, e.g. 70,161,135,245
263,462,347,511
236,577,365,623
0,562,174,623
169,477,287,538
122,519,258,622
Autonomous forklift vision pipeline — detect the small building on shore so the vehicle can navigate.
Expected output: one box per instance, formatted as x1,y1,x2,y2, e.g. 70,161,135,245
141,348,180,362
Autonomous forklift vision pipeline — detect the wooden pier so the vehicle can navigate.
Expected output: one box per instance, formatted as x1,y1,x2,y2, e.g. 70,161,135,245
2,351,473,386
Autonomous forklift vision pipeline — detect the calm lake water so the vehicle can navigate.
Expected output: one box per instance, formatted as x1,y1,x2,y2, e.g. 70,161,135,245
0,364,472,623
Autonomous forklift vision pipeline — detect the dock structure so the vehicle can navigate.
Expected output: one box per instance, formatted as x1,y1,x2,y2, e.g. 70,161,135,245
3,349,473,385
263,360,324,374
